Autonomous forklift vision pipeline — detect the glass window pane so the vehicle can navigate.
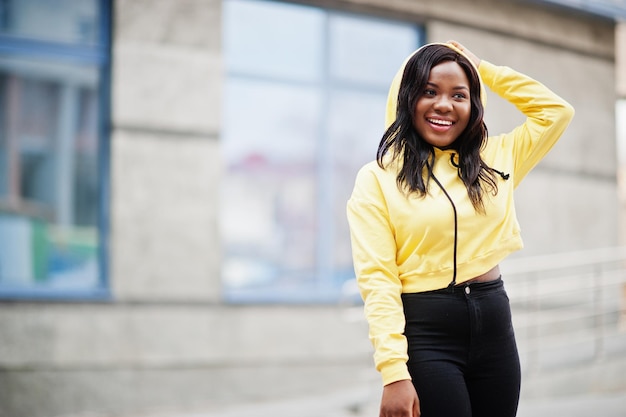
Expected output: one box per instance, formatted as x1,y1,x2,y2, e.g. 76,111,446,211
0,0,100,45
221,79,321,297
223,0,324,82
329,90,388,284
222,0,420,302
222,78,320,163
0,55,100,290
329,14,419,87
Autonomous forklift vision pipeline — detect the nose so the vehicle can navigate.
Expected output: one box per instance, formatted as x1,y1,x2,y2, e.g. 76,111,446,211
433,96,453,112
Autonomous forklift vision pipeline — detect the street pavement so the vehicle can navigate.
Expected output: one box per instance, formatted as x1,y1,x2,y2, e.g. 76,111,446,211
103,385,626,417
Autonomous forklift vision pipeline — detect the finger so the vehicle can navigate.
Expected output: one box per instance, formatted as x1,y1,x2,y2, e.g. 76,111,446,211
447,40,465,51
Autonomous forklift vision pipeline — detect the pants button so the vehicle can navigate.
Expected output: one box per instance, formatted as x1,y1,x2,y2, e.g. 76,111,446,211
465,286,471,295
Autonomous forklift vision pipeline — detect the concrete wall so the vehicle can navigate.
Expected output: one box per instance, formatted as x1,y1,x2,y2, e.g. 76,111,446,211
617,22,626,243
0,1,620,416
111,0,223,303
617,22,626,98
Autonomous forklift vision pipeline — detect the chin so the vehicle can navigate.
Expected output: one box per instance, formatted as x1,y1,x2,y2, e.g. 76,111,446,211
428,140,455,148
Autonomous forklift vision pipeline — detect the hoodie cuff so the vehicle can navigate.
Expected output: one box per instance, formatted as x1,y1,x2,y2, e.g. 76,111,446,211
380,360,412,386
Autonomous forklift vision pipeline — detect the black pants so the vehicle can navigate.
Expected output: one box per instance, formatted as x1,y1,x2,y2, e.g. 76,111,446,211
402,278,521,417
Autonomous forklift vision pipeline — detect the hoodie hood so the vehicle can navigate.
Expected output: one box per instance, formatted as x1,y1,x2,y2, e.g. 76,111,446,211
384,42,487,129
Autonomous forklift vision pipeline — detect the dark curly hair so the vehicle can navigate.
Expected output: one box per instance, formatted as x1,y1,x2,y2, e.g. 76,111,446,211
377,44,499,213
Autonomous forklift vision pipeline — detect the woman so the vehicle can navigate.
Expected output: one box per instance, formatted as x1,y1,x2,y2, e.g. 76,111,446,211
346,41,574,417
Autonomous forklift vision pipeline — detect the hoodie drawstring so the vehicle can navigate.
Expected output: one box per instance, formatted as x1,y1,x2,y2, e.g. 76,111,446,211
430,173,458,290
434,153,510,291
449,153,510,181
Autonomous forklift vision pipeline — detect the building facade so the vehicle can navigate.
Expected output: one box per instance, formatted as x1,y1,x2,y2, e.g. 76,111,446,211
0,0,624,416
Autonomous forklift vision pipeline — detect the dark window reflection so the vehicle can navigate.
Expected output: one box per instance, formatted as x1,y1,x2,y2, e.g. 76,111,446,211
0,0,106,296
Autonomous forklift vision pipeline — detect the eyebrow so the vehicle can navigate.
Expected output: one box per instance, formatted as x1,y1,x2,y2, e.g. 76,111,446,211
426,82,469,92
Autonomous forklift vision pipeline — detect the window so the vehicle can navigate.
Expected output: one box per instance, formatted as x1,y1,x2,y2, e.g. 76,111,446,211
0,0,110,298
222,0,421,302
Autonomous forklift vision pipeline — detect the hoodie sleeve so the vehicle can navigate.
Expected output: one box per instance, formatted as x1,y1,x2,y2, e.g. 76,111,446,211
346,164,411,386
479,60,575,187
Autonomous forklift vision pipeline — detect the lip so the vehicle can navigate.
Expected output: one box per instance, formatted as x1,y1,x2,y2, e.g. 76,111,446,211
426,117,455,132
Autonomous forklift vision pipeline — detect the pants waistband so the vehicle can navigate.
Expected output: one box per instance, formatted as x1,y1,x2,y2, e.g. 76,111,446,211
403,276,503,298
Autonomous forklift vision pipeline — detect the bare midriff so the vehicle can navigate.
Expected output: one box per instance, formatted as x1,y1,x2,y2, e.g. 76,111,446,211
458,264,501,285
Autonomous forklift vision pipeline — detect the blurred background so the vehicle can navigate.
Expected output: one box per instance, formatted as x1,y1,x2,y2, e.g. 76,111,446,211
0,0,625,416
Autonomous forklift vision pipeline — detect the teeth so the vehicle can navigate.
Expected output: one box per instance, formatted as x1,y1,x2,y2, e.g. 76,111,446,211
428,118,452,126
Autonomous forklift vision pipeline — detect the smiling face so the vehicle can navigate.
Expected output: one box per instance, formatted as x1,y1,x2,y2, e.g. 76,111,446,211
412,60,471,149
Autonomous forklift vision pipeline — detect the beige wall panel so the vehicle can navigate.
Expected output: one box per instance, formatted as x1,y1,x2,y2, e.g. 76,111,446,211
115,0,222,50
0,303,372,416
111,43,221,134
514,171,618,255
0,305,223,367
0,304,370,367
111,131,221,301
0,363,375,417
323,0,614,58
618,22,626,97
112,0,222,133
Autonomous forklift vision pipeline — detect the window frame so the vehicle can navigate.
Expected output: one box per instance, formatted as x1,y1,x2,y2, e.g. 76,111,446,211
0,0,112,300
222,0,424,304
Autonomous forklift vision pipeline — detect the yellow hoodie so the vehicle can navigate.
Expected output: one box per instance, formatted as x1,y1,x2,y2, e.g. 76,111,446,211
346,43,574,385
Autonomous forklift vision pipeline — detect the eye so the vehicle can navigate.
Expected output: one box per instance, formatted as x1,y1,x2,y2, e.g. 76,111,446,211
423,89,436,96
453,92,467,99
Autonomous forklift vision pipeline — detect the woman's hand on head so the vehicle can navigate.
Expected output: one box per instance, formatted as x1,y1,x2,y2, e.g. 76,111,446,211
447,40,481,68
379,379,420,417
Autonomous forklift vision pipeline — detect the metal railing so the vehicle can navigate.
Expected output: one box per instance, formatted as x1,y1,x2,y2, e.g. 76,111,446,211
502,247,626,374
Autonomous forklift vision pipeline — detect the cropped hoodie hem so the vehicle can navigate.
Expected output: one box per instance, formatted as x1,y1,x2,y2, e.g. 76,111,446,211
347,43,574,386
